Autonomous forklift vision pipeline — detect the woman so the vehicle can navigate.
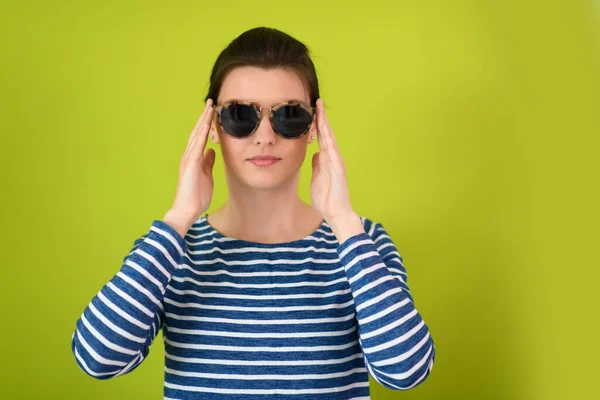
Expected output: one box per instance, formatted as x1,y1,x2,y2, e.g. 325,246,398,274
71,26,436,399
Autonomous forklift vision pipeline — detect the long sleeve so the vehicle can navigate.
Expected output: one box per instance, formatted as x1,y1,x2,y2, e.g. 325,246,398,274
71,219,187,379
336,217,436,390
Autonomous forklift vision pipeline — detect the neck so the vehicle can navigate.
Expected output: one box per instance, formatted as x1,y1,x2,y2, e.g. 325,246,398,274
217,168,311,239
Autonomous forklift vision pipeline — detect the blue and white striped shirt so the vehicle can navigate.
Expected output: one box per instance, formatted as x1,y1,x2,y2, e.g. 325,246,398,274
71,214,435,399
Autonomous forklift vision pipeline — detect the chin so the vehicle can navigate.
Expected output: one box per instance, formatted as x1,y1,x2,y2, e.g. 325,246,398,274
242,172,287,189
225,159,301,189
242,161,301,189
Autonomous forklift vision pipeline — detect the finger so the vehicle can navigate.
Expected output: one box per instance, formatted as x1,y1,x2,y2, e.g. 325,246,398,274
311,152,321,175
317,99,337,150
315,110,330,167
187,106,207,147
316,99,337,166
318,99,345,169
194,99,213,137
182,134,199,162
184,100,213,157
195,105,214,152
190,120,213,161
316,99,328,152
317,99,335,154
321,104,338,149
187,99,213,147
203,147,216,176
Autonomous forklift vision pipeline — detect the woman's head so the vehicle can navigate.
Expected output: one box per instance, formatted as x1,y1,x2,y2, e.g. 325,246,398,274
205,27,320,190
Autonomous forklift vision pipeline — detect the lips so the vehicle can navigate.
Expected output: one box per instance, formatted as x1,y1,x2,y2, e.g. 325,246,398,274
248,155,280,161
248,156,280,167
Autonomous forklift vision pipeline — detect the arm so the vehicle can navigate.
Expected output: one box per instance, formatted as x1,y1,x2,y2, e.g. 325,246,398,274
334,216,436,390
70,219,187,379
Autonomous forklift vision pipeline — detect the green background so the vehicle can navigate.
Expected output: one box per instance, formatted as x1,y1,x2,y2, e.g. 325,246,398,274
1,0,598,399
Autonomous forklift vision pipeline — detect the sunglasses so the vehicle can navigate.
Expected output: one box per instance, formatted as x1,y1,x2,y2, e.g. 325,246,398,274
214,100,316,139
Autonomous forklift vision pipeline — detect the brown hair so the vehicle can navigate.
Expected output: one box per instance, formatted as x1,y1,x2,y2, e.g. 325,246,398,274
204,27,320,105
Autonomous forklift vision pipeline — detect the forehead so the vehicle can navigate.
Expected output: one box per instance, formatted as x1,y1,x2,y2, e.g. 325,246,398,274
218,66,309,106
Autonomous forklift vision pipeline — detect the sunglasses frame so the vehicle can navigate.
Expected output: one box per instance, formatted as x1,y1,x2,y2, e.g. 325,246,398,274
214,100,316,139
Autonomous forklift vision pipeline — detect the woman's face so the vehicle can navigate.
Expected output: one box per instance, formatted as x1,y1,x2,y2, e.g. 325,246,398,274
210,66,317,190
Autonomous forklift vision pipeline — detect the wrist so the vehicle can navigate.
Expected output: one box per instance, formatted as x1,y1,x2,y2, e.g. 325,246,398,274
163,209,198,238
327,212,364,244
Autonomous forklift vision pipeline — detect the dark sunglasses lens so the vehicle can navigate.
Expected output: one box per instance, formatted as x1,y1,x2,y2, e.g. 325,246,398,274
220,104,258,137
272,105,313,138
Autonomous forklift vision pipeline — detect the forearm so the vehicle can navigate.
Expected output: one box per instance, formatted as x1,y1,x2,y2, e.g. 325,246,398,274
336,225,436,389
71,219,187,378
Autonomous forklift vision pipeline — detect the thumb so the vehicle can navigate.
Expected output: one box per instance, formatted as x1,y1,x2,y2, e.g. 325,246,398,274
312,152,320,171
203,148,216,174
310,152,321,183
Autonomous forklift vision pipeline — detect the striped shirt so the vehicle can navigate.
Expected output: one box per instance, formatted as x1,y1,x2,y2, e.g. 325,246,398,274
71,214,436,399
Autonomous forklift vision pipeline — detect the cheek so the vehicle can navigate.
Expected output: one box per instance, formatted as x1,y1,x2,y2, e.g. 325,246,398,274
219,137,243,161
220,137,309,173
286,142,309,166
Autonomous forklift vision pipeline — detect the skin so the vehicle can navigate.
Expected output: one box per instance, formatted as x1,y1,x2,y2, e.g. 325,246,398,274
206,66,363,244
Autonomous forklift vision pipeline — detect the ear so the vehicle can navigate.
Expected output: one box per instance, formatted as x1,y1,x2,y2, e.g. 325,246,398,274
309,118,317,143
210,115,220,144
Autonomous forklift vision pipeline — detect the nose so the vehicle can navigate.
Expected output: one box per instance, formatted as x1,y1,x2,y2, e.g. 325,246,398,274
253,106,277,144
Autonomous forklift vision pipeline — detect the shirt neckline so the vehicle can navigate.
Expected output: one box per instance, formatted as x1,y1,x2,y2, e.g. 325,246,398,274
199,213,329,247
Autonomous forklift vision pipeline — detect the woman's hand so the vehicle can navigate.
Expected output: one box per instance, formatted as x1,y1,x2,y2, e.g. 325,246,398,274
167,99,217,228
310,98,356,222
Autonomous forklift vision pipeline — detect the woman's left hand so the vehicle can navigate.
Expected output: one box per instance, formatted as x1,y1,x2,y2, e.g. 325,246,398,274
310,98,356,222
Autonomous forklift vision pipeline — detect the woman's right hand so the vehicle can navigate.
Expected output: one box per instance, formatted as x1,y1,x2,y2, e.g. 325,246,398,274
166,99,216,230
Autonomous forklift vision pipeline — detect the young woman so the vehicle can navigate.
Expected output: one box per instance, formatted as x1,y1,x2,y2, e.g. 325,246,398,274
71,26,436,399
